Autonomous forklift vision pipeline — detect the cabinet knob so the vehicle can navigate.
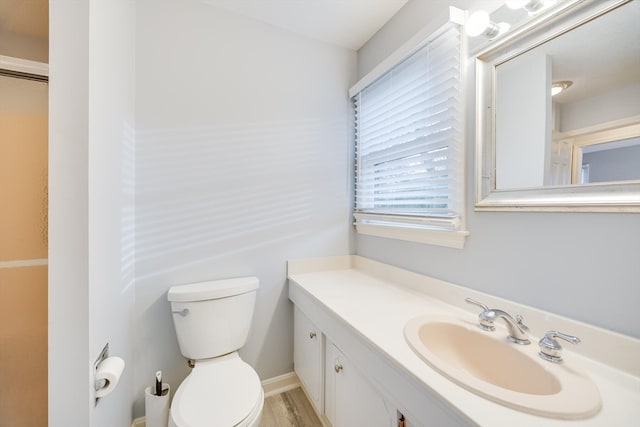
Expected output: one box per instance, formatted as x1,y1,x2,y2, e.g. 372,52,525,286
309,331,317,339
334,364,343,373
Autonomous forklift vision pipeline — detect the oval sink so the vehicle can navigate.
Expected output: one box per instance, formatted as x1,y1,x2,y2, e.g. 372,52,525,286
404,315,601,419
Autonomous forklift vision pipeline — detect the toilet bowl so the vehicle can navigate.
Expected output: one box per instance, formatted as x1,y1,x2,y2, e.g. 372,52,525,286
167,277,263,427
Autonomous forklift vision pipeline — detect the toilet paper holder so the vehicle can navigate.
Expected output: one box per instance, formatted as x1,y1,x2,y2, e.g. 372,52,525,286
95,378,108,391
93,342,126,403
94,343,110,402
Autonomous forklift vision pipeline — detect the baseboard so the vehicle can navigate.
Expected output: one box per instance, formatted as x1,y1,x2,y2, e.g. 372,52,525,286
130,372,301,427
262,371,301,397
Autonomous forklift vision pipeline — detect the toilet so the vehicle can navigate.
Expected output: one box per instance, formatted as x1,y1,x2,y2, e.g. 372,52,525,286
167,277,264,427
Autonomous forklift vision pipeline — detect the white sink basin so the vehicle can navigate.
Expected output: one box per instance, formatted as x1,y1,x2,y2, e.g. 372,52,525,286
404,315,601,419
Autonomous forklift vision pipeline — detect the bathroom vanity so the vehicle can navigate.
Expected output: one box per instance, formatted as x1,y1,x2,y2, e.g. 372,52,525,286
288,256,640,427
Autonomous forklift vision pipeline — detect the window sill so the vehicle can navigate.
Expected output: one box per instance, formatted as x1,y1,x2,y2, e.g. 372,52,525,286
355,223,469,249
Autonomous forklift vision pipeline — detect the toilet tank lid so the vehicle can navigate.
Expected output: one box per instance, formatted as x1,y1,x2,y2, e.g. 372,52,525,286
167,277,259,302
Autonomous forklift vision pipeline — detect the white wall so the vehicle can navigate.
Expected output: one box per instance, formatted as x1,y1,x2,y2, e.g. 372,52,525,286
134,0,356,417
49,1,135,426
496,51,552,189
355,0,640,339
49,2,90,424
87,0,136,426
559,83,640,132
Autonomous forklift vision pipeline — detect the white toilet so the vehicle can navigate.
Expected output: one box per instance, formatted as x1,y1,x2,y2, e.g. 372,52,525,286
167,277,264,427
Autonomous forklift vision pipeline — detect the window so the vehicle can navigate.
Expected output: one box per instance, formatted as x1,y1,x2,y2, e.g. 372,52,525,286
350,18,468,248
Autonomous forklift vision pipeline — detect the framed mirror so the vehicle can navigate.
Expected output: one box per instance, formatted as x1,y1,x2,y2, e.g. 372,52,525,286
474,0,640,212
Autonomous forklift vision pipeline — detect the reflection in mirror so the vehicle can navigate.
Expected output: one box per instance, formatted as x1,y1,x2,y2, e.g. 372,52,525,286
494,0,640,190
556,119,640,185
581,138,640,183
474,0,640,212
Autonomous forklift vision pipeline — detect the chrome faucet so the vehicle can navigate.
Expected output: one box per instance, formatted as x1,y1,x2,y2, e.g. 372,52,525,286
538,330,581,363
465,297,531,345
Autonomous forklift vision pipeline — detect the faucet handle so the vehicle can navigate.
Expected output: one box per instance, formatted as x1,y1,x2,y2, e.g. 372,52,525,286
538,330,581,363
465,298,495,331
465,297,489,312
515,315,529,332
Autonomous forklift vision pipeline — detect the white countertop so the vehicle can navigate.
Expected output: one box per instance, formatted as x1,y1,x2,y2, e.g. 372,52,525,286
288,255,640,427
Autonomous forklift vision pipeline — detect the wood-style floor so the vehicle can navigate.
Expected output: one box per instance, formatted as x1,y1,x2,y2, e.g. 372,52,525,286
260,387,323,427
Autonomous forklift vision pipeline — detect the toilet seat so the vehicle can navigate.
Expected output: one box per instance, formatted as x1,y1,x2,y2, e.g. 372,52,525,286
169,353,263,427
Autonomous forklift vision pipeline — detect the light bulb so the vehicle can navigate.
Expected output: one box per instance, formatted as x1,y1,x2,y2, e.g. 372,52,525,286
466,11,509,39
551,81,573,96
551,86,563,96
466,11,492,37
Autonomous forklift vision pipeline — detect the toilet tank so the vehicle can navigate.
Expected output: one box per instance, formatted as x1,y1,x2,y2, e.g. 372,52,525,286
167,277,259,360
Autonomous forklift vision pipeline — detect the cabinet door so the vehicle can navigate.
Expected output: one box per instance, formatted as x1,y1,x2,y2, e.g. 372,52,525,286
293,307,323,412
327,343,395,427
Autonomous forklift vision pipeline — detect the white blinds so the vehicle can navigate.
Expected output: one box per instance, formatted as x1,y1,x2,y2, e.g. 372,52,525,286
353,23,463,231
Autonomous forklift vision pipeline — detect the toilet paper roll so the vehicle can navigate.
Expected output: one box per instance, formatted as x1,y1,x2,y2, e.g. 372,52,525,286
95,356,125,398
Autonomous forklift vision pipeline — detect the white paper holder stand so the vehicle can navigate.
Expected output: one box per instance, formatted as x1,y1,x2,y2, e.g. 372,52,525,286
145,383,170,427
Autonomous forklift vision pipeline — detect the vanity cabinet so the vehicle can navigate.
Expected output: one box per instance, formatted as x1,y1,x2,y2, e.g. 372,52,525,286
293,305,418,427
290,283,471,427
325,341,395,427
293,306,324,414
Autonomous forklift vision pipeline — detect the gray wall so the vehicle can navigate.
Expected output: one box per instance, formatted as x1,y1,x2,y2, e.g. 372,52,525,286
133,0,356,417
356,0,640,339
583,143,640,183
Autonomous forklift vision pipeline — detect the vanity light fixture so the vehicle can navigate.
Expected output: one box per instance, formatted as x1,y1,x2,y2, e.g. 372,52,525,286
551,80,573,96
506,0,557,15
466,10,510,39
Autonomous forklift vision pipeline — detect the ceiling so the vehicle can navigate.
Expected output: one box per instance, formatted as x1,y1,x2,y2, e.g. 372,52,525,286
202,0,408,50
546,0,640,105
0,0,407,51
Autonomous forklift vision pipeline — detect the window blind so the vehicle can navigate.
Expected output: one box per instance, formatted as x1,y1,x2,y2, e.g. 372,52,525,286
353,23,463,232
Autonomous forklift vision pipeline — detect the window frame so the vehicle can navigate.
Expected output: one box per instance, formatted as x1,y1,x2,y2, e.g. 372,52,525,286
349,8,469,249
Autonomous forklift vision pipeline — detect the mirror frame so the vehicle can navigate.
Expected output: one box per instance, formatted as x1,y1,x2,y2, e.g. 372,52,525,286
474,0,640,212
